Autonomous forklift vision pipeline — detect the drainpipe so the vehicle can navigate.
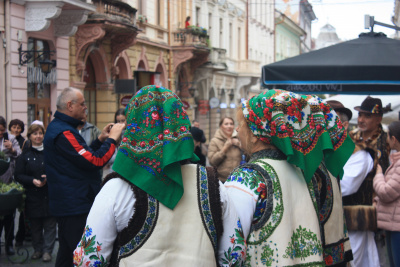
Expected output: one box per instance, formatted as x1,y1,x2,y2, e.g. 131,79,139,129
2,0,11,120
0,1,5,117
246,1,248,60
167,0,172,90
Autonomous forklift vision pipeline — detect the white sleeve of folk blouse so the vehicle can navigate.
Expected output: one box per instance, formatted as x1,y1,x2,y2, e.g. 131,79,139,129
340,150,373,197
73,178,136,266
218,182,247,267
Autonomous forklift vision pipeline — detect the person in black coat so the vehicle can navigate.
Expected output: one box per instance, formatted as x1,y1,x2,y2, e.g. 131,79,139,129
15,123,56,262
190,126,207,166
9,118,30,247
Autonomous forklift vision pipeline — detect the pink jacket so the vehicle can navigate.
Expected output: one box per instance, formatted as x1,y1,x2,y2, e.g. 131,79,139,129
373,151,400,231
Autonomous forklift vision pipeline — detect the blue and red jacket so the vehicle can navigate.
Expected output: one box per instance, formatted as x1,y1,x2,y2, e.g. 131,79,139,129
44,111,116,217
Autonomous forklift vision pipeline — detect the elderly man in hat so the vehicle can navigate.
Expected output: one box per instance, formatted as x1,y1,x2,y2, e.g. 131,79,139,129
350,96,391,266
350,96,391,172
327,100,380,267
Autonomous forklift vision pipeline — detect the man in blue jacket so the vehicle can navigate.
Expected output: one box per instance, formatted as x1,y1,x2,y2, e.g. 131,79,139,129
44,87,125,267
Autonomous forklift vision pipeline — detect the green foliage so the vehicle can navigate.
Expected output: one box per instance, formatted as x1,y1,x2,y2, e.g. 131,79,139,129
0,182,24,194
187,25,208,38
0,151,8,161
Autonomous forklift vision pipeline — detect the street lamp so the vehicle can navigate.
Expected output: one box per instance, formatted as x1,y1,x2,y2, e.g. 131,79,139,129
18,44,56,76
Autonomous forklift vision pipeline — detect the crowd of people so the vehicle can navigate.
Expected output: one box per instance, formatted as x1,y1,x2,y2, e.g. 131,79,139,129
0,86,399,267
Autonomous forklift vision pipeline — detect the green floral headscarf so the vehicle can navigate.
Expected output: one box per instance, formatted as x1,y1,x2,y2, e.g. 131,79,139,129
242,89,354,183
113,85,198,209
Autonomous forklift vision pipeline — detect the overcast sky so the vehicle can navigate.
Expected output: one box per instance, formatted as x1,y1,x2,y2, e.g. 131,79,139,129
311,0,397,40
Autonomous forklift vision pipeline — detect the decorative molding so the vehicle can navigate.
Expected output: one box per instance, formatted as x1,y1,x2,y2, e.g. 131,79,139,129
75,60,85,77
137,46,149,70
96,82,114,91
71,81,87,90
111,33,138,61
54,10,89,36
25,2,63,32
75,25,106,66
173,50,193,73
190,52,210,75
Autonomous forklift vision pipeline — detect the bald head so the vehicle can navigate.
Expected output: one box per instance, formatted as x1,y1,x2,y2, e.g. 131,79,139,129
57,87,87,120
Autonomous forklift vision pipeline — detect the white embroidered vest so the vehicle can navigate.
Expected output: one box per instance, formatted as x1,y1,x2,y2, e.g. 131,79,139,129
246,158,324,266
118,164,216,267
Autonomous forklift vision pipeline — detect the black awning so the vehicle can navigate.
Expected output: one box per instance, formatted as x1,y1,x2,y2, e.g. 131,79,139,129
262,32,400,94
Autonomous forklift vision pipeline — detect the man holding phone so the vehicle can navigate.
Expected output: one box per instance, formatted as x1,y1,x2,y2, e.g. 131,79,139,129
43,87,125,267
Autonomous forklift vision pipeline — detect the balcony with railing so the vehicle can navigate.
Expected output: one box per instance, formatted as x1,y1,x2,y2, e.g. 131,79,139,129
236,59,261,75
89,0,137,29
206,48,227,70
172,26,209,47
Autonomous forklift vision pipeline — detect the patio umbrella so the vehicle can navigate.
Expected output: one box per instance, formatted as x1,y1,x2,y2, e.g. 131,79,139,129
262,32,400,94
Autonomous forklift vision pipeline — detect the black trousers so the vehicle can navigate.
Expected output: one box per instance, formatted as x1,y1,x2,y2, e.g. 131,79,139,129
0,212,15,247
15,211,26,243
55,213,88,267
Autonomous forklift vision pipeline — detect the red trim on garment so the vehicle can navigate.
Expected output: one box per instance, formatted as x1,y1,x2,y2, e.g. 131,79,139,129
63,130,115,167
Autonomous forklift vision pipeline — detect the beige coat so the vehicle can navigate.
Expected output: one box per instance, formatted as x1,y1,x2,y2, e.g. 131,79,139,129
207,128,241,182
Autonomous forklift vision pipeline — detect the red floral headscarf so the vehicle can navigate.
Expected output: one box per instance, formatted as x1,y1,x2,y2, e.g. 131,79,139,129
242,89,354,183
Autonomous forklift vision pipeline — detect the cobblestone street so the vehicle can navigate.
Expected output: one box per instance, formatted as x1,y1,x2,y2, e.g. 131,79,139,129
0,211,58,266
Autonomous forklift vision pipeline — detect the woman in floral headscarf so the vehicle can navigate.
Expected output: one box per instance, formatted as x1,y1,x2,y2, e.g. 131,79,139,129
224,89,355,266
73,86,245,267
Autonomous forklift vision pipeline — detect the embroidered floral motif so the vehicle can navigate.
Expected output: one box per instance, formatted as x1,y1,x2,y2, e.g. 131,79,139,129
198,166,218,251
220,220,246,267
307,177,319,216
260,241,279,266
249,161,283,244
119,195,158,257
74,226,107,267
323,242,345,266
283,226,323,260
319,168,333,223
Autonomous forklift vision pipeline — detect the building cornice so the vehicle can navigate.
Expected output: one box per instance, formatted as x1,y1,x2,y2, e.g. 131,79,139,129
11,0,95,35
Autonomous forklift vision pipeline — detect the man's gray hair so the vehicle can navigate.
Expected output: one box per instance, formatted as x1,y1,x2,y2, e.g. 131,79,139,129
336,111,349,123
56,87,81,110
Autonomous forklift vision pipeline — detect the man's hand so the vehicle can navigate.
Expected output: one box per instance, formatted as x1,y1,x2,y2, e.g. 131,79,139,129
98,123,114,143
108,123,125,142
99,123,126,143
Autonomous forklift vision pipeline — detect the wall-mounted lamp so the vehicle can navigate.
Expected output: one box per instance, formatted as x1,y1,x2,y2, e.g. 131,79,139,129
189,87,196,97
18,44,56,76
228,89,235,100
219,89,225,96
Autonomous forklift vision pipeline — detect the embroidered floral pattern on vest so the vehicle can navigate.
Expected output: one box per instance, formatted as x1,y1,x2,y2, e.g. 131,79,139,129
318,168,333,223
323,242,345,266
198,165,218,251
283,226,323,260
119,195,159,257
249,161,284,245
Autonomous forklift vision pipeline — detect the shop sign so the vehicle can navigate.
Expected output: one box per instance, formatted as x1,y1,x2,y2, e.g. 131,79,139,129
181,100,190,109
121,95,133,106
198,100,210,115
